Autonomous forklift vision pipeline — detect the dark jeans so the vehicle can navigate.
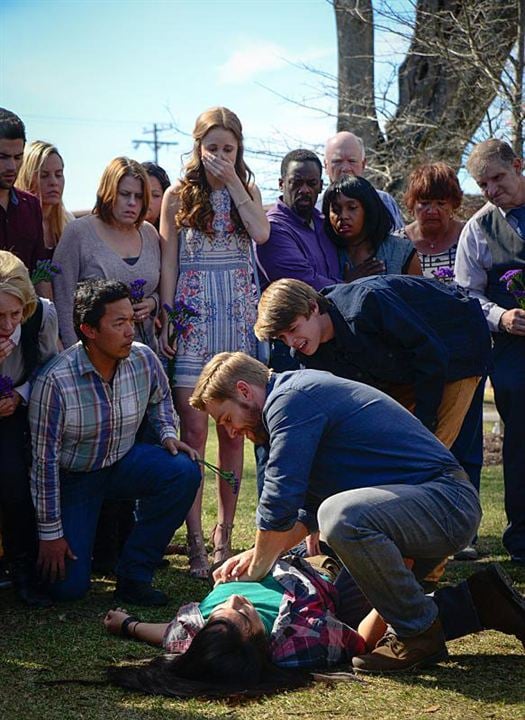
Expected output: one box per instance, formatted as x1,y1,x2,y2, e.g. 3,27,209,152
334,567,482,641
491,334,525,558
0,405,38,560
50,442,200,601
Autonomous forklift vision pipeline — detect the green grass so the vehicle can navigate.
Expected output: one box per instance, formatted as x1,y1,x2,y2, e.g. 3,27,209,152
1,431,524,720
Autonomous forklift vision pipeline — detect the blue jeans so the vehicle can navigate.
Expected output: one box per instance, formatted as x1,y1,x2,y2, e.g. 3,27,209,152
318,471,481,636
334,567,482,641
491,334,525,558
50,443,200,601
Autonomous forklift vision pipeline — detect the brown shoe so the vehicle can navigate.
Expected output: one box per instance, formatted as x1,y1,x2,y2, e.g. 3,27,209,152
467,562,525,648
352,618,448,673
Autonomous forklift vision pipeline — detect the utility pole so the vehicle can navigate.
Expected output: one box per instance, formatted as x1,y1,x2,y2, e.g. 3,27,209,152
132,123,179,164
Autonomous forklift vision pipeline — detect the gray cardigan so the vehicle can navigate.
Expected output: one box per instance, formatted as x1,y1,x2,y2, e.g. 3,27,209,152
52,215,160,348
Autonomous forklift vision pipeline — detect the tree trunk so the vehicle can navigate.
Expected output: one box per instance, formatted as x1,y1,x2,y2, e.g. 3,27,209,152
335,1,519,194
382,1,518,192
511,0,524,157
334,0,382,149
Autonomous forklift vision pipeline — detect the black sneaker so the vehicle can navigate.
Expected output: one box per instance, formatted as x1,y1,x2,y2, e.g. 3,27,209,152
11,560,53,608
114,577,169,607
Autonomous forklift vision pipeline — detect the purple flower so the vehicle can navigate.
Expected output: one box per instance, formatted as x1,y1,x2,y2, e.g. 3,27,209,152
0,374,14,399
500,269,522,285
163,300,199,384
500,269,525,310
129,278,147,304
432,266,455,281
30,259,62,285
163,301,198,336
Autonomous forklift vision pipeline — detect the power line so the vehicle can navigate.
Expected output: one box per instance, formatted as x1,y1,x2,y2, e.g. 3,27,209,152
132,123,179,164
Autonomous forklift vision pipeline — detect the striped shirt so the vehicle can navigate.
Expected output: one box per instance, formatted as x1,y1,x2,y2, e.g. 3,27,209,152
418,245,457,279
29,342,179,540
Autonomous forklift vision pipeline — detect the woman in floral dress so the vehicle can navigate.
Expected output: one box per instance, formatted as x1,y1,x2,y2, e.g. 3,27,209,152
159,107,269,577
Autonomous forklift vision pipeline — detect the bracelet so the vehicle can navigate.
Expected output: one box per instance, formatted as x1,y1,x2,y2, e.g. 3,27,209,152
236,197,251,209
121,615,142,639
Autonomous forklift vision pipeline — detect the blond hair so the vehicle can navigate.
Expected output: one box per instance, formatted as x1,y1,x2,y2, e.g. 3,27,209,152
189,352,270,411
255,279,328,341
0,250,37,322
466,139,518,179
94,157,150,227
17,141,70,246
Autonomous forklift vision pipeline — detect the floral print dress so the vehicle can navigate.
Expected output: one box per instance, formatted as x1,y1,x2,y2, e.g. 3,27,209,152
173,187,257,387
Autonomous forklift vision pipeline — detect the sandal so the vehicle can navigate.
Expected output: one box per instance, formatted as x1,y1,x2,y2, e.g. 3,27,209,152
187,532,209,580
210,523,234,565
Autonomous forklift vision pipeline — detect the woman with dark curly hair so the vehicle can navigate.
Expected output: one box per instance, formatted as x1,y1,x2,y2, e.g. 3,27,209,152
159,107,269,578
322,175,422,280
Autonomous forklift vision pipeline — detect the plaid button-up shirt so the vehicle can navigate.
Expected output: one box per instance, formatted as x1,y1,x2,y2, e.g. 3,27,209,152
29,342,178,540
163,557,365,668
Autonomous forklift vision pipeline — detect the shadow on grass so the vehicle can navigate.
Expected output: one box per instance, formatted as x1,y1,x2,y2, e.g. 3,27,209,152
387,653,525,704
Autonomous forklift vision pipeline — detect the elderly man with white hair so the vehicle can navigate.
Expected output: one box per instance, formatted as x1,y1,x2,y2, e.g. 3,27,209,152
324,131,404,230
455,138,525,567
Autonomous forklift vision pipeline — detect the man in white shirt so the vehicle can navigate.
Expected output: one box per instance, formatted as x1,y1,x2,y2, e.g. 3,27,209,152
455,138,525,566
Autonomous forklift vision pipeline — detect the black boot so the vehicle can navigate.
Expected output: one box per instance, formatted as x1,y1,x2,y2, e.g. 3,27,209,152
0,558,12,590
11,558,53,608
114,577,168,607
467,562,525,647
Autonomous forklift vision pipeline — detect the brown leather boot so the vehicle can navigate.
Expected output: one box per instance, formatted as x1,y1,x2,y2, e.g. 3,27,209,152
467,562,525,648
352,618,448,673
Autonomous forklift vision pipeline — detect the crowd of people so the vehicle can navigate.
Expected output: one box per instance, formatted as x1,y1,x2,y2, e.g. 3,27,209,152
1,104,524,695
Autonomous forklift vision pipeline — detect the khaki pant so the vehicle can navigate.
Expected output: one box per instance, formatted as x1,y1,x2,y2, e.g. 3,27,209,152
389,376,481,449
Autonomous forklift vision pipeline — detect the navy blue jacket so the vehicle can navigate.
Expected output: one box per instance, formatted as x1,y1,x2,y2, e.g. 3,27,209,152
298,275,491,432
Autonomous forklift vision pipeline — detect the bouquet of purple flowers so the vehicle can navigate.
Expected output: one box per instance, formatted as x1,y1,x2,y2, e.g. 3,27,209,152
129,278,148,344
30,259,61,285
500,269,525,310
432,266,455,284
0,375,14,400
163,299,198,384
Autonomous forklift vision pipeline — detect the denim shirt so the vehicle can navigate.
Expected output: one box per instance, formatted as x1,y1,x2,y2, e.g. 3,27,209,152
298,276,491,432
256,370,461,532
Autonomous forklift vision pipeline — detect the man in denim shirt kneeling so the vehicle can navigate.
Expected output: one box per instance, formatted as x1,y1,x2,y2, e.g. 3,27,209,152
190,351,481,673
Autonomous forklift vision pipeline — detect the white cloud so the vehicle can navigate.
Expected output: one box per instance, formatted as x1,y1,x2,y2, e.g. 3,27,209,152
217,41,288,84
217,41,332,85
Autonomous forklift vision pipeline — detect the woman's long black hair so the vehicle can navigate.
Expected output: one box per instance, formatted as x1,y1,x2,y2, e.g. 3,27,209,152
322,175,393,252
108,617,311,699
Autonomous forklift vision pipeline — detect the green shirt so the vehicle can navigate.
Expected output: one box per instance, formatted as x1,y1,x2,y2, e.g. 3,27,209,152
199,575,284,636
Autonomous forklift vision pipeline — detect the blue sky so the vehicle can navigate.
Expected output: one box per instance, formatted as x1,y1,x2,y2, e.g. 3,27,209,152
2,0,475,211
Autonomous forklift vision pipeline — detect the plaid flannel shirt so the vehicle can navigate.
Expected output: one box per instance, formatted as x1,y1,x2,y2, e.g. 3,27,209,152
163,557,365,668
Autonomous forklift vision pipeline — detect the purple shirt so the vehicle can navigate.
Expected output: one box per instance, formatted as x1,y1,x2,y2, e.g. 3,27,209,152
0,188,46,273
255,199,341,291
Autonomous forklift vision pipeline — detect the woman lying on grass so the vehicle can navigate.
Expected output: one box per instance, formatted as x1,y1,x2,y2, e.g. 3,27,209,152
104,557,525,698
